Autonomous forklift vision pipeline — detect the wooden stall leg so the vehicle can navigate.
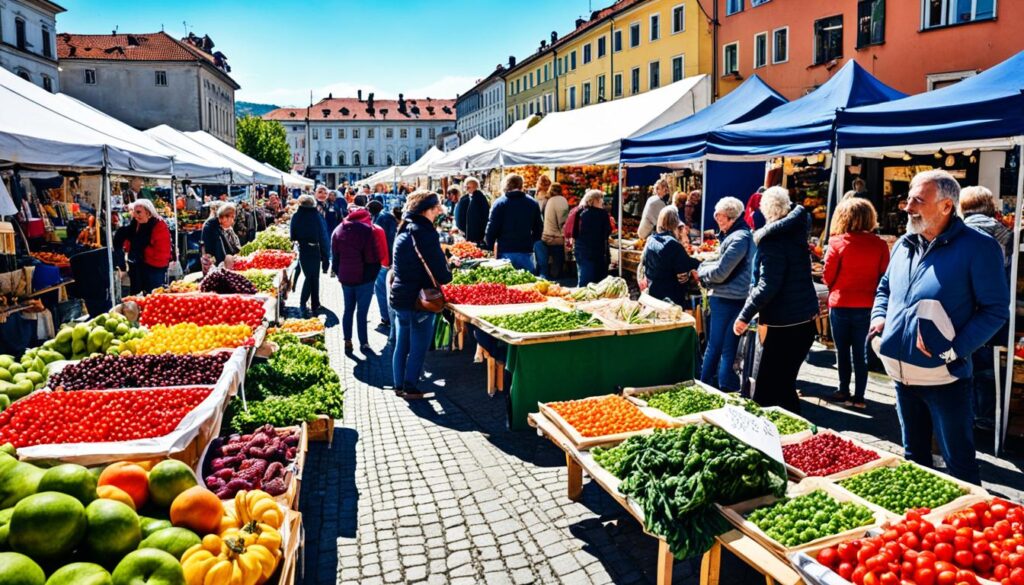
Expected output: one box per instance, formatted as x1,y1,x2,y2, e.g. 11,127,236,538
764,576,775,585
565,453,583,501
699,541,721,585
657,539,675,585
485,356,497,396
495,360,506,393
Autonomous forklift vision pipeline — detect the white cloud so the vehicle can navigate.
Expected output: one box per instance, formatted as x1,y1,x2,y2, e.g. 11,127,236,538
238,75,479,107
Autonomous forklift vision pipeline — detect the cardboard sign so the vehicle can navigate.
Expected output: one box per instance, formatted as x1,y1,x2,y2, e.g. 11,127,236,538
704,405,784,464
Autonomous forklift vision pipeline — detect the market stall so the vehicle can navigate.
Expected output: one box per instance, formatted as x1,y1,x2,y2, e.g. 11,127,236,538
401,145,445,190
428,135,492,178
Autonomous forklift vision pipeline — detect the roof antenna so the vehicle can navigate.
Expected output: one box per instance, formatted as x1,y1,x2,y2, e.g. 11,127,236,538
183,21,190,37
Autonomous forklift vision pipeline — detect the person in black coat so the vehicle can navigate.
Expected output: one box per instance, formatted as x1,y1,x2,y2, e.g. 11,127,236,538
464,177,490,245
734,187,819,412
451,186,468,236
290,195,330,315
390,191,453,399
483,174,543,273
200,202,241,272
572,189,612,286
642,206,700,306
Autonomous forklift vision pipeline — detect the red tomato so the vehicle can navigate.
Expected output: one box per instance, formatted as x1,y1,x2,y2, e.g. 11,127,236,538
839,543,858,563
936,543,955,563
936,570,957,585
955,549,975,568
936,526,957,544
817,547,839,569
956,569,979,584
974,553,993,574
914,567,937,585
838,562,855,580
852,566,868,585
879,571,899,585
1011,567,1024,585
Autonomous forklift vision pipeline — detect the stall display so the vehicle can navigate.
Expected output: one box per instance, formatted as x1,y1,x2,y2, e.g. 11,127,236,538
441,283,545,306
481,307,601,334
630,383,726,419
27,311,146,361
200,268,259,295
449,241,486,260
136,323,253,355
238,269,279,295
233,251,296,271
743,488,876,548
781,432,887,479
268,317,324,336
136,293,265,329
239,228,293,256
200,424,301,499
451,264,537,286
49,353,231,391
556,165,618,207
835,462,971,516
543,395,674,443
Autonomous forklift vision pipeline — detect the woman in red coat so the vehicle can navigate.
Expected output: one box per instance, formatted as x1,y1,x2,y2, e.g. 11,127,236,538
823,197,890,408
113,199,172,294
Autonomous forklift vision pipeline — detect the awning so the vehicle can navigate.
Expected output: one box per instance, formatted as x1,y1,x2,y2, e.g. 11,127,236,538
429,135,491,177
462,115,541,171
357,165,407,187
707,61,905,159
621,75,787,166
181,131,283,185
402,146,445,180
499,74,711,167
144,124,252,184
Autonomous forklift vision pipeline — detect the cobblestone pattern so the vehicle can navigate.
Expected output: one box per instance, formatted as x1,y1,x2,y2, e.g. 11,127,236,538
294,273,1024,585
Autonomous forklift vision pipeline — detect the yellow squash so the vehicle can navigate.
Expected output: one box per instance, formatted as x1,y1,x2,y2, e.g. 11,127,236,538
234,490,284,529
220,521,283,559
181,533,278,585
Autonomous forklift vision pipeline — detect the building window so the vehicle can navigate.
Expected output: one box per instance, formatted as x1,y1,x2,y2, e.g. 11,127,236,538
723,43,739,75
325,152,332,166
629,22,641,47
773,27,789,63
569,86,577,110
429,128,436,139
401,150,409,165
84,69,96,85
529,72,534,88
672,4,686,33
416,128,423,138
536,68,541,85
41,76,52,92
631,67,641,94
650,14,660,41
923,0,995,29
926,70,976,90
582,82,591,106
315,152,322,166
754,32,767,68
386,154,394,166
597,75,606,100
338,152,345,166
367,151,375,166
528,101,535,115
353,128,360,138
15,18,26,51
325,128,332,139
515,104,520,120
614,73,623,98
155,70,167,86
814,15,843,65
312,128,319,139
583,44,592,64
597,37,607,58
649,61,660,89
368,128,375,138
353,151,361,166
339,128,346,139
400,128,408,138
752,0,771,5
544,64,550,80
857,0,885,47
726,0,743,15
672,56,684,82
613,30,623,52
570,50,577,70
386,128,394,138
42,28,52,58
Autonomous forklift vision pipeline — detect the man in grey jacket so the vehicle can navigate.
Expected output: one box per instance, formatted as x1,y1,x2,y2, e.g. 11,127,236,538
637,178,671,240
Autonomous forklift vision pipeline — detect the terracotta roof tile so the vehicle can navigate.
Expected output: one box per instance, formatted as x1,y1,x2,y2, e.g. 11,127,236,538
263,97,456,122
58,31,217,65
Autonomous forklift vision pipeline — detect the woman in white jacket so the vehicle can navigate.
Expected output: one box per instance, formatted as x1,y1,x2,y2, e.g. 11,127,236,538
535,183,569,278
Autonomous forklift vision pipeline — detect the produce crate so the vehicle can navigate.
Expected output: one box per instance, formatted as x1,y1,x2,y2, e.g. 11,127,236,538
467,303,615,346
827,459,989,521
537,394,681,450
920,494,1001,526
622,380,730,424
307,414,334,445
220,499,302,585
717,477,887,561
780,430,900,481
196,424,307,510
761,406,816,441
576,295,695,336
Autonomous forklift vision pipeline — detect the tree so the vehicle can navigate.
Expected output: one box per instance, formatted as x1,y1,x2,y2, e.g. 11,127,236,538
236,115,291,172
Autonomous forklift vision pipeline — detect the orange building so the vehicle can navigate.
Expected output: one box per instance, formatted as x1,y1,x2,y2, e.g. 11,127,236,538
715,0,1022,100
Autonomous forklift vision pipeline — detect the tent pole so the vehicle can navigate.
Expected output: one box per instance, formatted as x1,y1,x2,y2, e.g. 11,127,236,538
700,158,708,234
617,163,624,278
826,149,844,241
102,155,115,306
998,139,1024,456
171,176,179,276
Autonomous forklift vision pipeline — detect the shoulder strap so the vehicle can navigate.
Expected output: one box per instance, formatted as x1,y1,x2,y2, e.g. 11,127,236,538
410,233,440,289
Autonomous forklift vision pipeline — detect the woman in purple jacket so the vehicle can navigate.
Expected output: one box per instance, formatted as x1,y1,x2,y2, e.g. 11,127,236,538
331,207,381,353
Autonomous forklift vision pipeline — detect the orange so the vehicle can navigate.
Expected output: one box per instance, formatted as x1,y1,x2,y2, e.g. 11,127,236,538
97,462,149,509
96,485,136,510
169,486,223,535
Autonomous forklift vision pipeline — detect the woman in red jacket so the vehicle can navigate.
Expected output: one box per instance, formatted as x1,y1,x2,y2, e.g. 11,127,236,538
113,198,172,294
823,197,890,408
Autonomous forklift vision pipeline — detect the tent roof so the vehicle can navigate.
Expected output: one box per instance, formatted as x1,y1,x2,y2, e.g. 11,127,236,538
145,125,253,184
182,131,282,184
708,61,906,158
836,50,1024,151
429,135,492,176
620,75,787,166
402,146,445,180
357,165,407,186
463,115,541,171
500,75,710,166
284,171,314,189
0,65,173,173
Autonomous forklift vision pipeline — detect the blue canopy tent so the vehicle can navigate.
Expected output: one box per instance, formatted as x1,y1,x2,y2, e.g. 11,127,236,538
834,51,1024,456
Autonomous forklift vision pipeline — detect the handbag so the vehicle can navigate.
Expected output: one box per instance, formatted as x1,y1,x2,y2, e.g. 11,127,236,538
411,236,445,313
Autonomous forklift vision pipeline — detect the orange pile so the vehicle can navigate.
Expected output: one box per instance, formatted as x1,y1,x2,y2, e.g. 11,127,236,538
547,395,671,437
31,251,69,265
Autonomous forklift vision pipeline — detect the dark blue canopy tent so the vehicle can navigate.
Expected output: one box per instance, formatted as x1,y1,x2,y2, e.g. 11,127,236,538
707,61,906,158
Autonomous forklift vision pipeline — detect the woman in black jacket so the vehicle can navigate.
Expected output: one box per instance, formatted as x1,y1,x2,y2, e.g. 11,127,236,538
200,202,241,273
641,206,699,306
390,190,453,399
572,189,612,286
290,195,330,315
733,187,819,412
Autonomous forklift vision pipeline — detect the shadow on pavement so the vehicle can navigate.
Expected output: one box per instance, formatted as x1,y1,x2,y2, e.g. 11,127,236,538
298,427,359,585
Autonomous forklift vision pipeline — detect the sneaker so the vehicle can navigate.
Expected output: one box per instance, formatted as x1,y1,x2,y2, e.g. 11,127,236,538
397,386,426,400
847,399,867,409
344,340,354,352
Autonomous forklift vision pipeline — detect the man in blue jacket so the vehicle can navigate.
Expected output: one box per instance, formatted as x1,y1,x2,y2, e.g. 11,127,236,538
484,174,543,273
870,170,1008,484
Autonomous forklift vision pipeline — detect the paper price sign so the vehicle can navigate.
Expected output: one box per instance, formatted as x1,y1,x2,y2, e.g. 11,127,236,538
705,405,784,464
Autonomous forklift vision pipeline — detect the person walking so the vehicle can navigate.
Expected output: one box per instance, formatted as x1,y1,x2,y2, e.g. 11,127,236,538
200,202,242,272
464,177,490,246
572,189,612,286
324,191,343,235
536,182,569,279
331,205,381,353
823,198,890,408
290,195,330,316
369,200,398,332
734,187,819,413
450,186,468,236
871,170,1008,483
697,197,753,392
390,191,452,399
113,199,172,294
641,206,699,306
637,178,671,239
484,174,543,273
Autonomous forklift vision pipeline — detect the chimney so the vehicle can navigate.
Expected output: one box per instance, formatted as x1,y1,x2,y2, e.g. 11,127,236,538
540,39,547,50
368,92,374,108
398,93,406,112
575,18,585,28
358,89,363,102
551,31,558,44
508,55,516,68
327,92,332,99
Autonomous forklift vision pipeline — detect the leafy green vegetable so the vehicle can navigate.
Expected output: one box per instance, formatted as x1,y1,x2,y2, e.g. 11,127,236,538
747,490,874,547
452,265,536,285
239,229,293,255
483,308,600,333
838,463,965,514
645,384,725,417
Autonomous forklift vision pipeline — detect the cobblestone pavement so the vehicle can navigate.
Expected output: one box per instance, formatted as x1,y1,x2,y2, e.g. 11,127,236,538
294,272,1024,585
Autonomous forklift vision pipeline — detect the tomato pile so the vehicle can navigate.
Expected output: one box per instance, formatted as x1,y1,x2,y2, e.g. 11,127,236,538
232,250,296,270
547,395,672,438
136,323,253,354
0,387,211,447
138,293,265,328
450,241,485,259
815,502,1024,585
783,433,881,477
441,283,545,305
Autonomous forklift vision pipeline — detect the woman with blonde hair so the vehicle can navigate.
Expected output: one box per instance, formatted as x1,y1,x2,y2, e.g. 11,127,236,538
572,189,611,286
823,197,889,407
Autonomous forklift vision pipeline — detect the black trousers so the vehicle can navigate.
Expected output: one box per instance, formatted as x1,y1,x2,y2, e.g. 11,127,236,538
752,320,816,413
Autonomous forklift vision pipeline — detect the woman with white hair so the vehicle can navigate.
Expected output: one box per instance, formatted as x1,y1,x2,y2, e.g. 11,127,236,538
200,201,242,271
572,189,612,286
112,198,172,294
638,178,672,239
696,196,754,391
641,206,699,306
733,187,819,411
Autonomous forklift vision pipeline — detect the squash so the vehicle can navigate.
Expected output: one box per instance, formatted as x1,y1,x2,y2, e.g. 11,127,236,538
234,490,284,529
221,521,283,559
181,533,277,585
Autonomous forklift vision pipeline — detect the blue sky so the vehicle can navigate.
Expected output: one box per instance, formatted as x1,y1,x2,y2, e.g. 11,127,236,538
58,0,606,106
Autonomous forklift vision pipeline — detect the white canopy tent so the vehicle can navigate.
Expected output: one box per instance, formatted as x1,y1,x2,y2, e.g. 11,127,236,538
356,165,407,188
182,131,282,185
428,135,491,177
285,171,313,190
401,146,445,180
462,115,540,171
144,124,253,184
498,75,710,167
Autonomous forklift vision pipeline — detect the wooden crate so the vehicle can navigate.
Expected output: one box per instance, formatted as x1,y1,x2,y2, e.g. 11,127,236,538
779,430,900,481
537,395,680,450
307,414,334,446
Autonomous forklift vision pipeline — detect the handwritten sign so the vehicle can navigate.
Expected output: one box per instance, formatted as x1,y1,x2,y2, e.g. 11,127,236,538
704,405,784,464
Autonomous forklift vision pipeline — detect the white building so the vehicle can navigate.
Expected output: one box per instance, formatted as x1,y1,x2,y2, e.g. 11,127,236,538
57,32,239,144
455,67,506,142
0,0,64,92
264,92,456,188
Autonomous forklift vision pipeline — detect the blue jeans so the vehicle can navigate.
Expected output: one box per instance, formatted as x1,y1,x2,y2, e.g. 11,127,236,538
972,347,996,426
700,296,744,391
894,378,980,484
393,308,437,390
298,246,323,309
342,281,374,345
499,252,536,273
374,268,390,324
533,240,564,279
830,307,871,400
576,255,605,287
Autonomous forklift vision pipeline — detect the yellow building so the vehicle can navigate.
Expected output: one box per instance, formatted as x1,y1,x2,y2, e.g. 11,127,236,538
553,0,712,111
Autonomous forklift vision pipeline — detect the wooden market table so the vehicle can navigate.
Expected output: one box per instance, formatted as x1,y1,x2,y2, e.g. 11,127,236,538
527,412,805,585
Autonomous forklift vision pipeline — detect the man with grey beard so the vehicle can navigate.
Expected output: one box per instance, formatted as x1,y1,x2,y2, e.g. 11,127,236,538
869,170,1008,484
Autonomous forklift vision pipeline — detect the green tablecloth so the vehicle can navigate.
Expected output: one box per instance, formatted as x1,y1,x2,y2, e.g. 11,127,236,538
506,327,697,430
